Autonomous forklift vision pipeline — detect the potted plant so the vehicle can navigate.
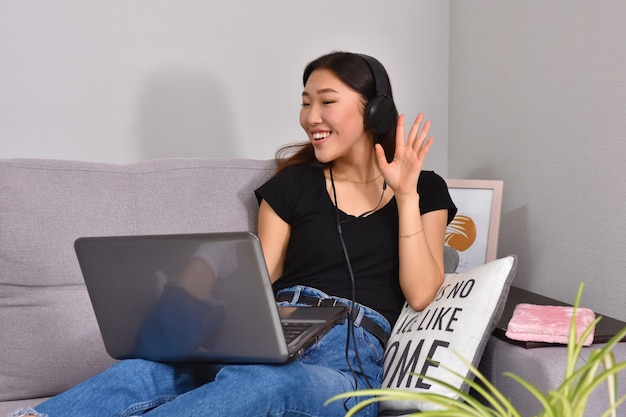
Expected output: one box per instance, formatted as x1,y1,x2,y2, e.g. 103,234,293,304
330,283,626,417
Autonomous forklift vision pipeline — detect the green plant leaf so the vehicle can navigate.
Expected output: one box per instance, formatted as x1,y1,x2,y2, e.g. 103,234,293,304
332,282,626,417
501,372,555,417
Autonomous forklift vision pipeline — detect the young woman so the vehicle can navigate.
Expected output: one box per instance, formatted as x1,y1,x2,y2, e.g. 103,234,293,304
13,51,456,417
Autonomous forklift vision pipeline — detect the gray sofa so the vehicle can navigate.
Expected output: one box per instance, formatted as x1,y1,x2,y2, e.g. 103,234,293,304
1,157,624,417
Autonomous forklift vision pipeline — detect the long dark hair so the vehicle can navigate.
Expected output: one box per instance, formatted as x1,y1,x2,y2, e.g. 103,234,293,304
275,51,398,173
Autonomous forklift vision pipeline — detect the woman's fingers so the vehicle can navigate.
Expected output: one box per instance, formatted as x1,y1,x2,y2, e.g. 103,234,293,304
374,143,389,169
395,114,406,149
394,113,434,159
411,116,430,150
407,113,424,146
420,136,435,159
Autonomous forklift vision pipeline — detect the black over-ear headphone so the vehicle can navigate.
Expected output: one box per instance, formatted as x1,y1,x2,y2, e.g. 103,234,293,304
357,54,397,138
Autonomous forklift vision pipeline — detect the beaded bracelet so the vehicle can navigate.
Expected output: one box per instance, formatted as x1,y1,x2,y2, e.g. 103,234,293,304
398,228,424,238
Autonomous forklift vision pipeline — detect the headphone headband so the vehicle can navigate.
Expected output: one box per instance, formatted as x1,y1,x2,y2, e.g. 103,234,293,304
357,54,392,100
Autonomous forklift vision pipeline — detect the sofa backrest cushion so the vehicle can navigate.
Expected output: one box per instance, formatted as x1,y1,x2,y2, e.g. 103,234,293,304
0,158,274,401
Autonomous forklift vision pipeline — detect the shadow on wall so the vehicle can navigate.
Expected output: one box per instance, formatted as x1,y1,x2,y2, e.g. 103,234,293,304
499,204,532,286
134,67,239,160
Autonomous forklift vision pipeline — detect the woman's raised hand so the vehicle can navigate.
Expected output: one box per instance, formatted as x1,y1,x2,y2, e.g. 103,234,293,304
375,113,434,198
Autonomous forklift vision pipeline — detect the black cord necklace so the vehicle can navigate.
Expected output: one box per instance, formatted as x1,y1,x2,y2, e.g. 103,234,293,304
328,166,387,222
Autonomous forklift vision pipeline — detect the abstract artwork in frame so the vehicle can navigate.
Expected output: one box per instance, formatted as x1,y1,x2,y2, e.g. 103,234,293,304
445,179,503,273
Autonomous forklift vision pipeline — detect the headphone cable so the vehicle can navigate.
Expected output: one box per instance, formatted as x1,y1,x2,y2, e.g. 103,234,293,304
328,166,376,399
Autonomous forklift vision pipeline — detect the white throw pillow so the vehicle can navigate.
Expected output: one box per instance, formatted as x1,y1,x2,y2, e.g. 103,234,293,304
379,255,517,413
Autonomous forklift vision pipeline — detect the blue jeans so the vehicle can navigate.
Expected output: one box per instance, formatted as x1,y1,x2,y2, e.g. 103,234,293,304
14,286,390,417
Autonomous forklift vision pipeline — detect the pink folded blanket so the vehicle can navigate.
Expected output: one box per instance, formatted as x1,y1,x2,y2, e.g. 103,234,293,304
506,303,596,346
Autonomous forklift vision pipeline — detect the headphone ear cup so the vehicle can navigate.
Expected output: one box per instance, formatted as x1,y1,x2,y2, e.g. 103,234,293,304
364,95,396,136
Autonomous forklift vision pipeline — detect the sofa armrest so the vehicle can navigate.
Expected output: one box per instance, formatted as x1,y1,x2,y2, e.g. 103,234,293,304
479,336,626,417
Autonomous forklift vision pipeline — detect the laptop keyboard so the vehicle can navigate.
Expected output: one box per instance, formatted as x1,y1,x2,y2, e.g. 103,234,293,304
282,322,312,344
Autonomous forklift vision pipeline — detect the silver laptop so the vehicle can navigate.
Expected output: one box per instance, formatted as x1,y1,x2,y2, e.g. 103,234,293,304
74,232,347,364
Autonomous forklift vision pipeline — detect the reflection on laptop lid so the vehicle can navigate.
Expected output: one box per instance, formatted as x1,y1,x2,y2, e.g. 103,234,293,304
74,232,347,364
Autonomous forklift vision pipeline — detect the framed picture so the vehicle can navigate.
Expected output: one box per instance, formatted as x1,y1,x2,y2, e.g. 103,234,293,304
445,179,503,272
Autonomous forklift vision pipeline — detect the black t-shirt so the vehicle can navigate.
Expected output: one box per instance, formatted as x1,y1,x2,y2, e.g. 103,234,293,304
255,164,457,326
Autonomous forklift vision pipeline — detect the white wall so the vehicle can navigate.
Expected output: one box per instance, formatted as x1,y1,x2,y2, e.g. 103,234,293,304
1,0,450,174
4,0,626,326
6,1,626,323
449,1,626,321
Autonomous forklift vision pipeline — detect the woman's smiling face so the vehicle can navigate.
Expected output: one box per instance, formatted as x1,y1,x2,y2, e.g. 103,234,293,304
300,69,371,164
